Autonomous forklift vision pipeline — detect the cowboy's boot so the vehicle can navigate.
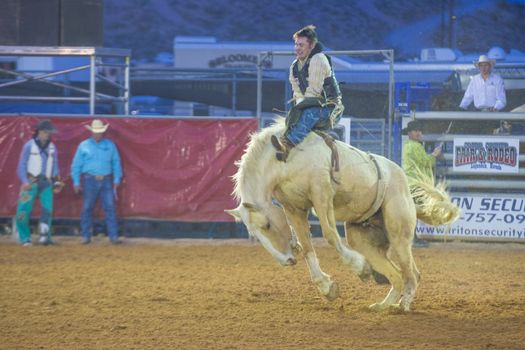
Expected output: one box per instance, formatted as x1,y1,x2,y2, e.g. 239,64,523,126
271,135,294,162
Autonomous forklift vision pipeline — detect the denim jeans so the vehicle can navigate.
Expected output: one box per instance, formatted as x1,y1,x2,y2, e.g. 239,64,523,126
286,106,332,145
81,175,118,241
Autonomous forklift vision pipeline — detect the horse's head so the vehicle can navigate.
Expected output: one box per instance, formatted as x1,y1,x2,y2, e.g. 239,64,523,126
226,202,298,266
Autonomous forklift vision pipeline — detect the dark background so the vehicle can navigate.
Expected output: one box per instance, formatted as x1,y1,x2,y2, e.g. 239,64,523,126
103,0,525,60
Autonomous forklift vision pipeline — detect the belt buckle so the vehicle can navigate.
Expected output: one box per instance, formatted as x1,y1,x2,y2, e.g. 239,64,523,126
95,175,105,181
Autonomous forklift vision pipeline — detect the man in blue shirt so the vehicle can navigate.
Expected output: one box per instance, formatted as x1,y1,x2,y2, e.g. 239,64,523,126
16,120,63,246
71,119,123,244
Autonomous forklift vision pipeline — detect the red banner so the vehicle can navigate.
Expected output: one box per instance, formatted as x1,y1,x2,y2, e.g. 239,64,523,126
0,116,257,221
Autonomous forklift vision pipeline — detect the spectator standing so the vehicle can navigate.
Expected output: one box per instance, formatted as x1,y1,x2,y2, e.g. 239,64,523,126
402,120,442,248
271,25,344,161
15,120,64,246
459,55,506,112
71,119,122,244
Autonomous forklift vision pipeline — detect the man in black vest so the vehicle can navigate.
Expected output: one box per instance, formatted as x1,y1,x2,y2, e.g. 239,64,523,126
271,25,344,162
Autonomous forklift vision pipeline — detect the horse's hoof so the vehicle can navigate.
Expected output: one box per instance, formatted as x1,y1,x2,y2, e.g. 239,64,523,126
324,282,340,301
389,304,407,314
369,302,401,312
400,299,412,312
368,303,384,311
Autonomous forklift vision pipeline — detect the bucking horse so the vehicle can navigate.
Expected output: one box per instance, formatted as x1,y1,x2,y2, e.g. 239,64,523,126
226,119,459,311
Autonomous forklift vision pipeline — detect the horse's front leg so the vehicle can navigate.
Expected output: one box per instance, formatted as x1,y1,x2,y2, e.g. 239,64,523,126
284,207,339,301
312,187,371,280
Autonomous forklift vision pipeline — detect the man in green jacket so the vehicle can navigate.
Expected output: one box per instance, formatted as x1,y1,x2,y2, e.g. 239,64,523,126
402,120,442,180
402,120,442,247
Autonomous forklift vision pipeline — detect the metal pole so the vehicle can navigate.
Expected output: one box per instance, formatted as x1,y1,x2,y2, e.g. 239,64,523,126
89,55,96,115
232,72,237,116
387,50,395,159
256,53,263,129
124,56,130,115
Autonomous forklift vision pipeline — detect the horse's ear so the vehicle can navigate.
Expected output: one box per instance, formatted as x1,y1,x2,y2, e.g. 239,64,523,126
242,202,258,211
225,208,241,221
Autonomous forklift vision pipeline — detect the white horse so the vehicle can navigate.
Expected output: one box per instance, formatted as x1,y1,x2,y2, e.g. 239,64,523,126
227,120,458,311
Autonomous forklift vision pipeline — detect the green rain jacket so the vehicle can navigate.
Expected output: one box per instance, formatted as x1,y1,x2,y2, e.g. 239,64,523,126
402,139,436,181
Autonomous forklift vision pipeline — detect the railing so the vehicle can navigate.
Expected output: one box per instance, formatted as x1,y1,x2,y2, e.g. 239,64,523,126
405,111,525,193
350,118,387,155
0,46,131,115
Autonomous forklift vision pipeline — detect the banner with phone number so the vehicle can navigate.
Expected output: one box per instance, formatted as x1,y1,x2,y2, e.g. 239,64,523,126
417,192,525,242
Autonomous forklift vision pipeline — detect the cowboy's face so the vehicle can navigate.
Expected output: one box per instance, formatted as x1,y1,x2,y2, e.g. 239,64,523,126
37,130,51,142
408,129,423,142
92,132,104,142
294,36,315,61
478,62,492,75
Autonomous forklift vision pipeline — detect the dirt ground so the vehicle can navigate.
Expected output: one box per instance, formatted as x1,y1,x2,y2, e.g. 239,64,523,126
1,236,524,350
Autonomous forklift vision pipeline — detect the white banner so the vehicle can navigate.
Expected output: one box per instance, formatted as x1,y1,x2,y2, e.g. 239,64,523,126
453,137,520,173
417,193,525,242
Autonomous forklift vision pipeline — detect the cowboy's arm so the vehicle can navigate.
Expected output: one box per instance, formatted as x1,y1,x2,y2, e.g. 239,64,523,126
51,148,65,193
17,142,31,185
459,79,474,110
70,143,84,187
52,147,59,178
416,144,437,168
304,54,330,98
111,142,122,185
494,76,506,111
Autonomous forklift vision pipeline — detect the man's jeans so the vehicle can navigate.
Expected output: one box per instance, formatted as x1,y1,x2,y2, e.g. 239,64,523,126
81,175,118,241
16,179,53,244
286,106,332,145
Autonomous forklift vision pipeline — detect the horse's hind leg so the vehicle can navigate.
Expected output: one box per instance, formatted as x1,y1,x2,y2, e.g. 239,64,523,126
345,222,404,310
383,203,418,311
284,207,339,301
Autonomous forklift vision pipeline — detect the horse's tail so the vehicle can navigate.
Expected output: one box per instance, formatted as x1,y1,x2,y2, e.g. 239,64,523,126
409,169,460,226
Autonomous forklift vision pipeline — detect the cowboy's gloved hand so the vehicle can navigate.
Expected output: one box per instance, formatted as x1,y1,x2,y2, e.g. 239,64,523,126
53,180,65,193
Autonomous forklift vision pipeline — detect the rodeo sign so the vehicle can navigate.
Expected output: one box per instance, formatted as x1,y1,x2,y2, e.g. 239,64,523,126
453,137,520,174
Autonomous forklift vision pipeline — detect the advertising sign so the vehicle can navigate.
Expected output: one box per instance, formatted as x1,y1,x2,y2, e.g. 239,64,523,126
453,137,520,174
417,193,525,242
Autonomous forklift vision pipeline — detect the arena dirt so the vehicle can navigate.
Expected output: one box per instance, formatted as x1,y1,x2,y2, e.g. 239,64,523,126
1,236,524,350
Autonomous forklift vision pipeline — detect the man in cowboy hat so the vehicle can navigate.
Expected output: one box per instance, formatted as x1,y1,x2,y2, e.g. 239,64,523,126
402,120,442,248
15,119,64,246
459,54,506,112
71,119,123,244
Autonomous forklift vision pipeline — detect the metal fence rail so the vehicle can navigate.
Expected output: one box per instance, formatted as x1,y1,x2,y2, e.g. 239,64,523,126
0,46,131,115
404,111,525,192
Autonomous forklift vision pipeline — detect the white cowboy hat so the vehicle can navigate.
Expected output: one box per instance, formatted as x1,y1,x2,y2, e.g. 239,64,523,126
85,119,109,133
474,54,496,68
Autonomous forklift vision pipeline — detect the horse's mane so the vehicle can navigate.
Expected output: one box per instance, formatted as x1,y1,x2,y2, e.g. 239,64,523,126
232,118,286,201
